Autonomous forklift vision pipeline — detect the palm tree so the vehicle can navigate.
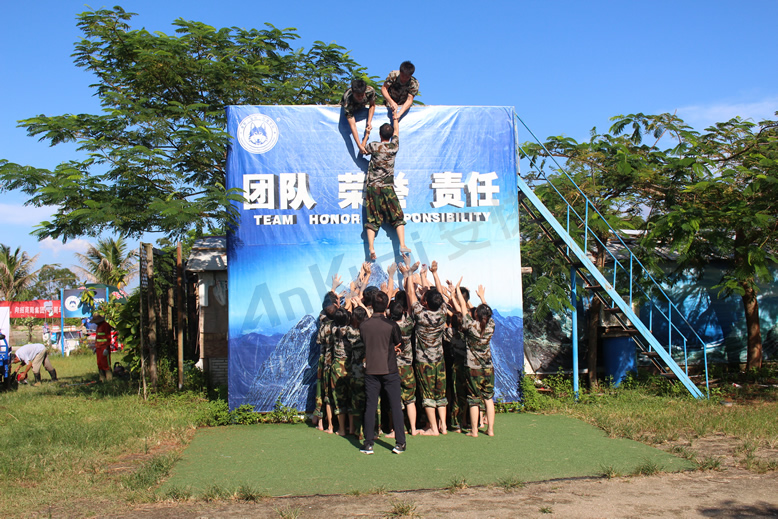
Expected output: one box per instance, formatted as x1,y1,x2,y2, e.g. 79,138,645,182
0,244,40,301
74,237,138,289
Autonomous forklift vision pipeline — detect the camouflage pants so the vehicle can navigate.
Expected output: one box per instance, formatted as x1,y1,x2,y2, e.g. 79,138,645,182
398,364,417,405
449,355,467,429
466,367,495,407
350,376,365,415
328,359,350,416
364,184,405,231
415,361,447,408
313,355,324,418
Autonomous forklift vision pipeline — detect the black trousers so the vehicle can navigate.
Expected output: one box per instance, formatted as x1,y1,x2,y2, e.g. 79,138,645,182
363,372,406,447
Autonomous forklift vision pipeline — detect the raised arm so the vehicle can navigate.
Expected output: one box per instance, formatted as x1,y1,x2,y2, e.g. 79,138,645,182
476,284,487,306
429,260,445,294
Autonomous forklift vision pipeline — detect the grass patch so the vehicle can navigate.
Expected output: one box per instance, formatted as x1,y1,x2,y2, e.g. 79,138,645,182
275,505,302,519
0,353,215,515
236,483,267,501
387,499,419,518
202,483,234,502
632,458,663,476
447,475,468,492
599,465,620,479
539,506,553,514
122,453,179,491
496,475,525,491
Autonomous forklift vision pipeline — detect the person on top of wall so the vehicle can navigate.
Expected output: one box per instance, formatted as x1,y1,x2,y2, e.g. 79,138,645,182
381,61,419,122
341,78,376,155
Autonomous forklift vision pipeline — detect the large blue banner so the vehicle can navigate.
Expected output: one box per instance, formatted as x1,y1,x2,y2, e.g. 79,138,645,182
226,105,523,412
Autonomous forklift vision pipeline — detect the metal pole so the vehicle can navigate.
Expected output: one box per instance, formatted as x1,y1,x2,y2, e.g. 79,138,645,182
177,242,184,390
60,288,65,356
571,266,579,401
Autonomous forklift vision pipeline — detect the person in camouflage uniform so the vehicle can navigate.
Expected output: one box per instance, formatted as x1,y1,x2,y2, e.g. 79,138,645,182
443,313,468,432
316,309,336,432
456,285,496,437
361,119,411,260
389,295,419,435
381,61,419,121
341,78,376,154
407,261,449,435
345,305,368,439
312,278,342,431
329,307,352,436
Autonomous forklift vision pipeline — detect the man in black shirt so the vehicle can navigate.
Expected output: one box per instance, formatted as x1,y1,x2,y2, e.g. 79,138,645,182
359,290,407,454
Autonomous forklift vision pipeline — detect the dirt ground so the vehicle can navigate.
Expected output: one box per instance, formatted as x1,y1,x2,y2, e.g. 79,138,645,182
107,433,778,519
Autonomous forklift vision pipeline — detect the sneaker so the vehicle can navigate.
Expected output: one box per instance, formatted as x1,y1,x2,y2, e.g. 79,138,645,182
359,443,374,455
392,443,406,454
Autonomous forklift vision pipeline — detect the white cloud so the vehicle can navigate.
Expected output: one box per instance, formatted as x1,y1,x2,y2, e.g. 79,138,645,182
39,237,91,258
675,97,778,130
0,203,55,226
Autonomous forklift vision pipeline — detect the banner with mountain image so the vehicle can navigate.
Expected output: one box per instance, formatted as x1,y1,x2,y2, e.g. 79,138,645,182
226,105,524,412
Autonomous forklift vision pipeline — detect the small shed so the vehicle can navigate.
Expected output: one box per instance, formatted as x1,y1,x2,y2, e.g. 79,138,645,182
186,236,228,387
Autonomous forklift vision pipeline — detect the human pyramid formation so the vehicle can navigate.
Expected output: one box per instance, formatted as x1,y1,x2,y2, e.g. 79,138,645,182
310,62,496,455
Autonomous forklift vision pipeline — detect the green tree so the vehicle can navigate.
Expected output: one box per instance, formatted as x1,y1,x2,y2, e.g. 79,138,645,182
612,113,778,370
0,6,373,241
0,244,40,301
74,237,138,289
521,129,663,386
26,265,80,300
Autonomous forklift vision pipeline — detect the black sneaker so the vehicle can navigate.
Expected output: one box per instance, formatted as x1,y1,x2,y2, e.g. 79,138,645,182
359,443,374,455
392,443,406,454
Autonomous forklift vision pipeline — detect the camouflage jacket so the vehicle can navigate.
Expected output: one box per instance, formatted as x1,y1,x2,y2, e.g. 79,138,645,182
344,326,365,378
317,315,335,367
461,314,495,370
443,325,467,359
383,70,419,105
365,135,399,188
412,301,448,364
395,312,416,367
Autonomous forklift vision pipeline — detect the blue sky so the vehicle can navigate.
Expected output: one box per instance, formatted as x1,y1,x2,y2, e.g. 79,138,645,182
2,0,777,278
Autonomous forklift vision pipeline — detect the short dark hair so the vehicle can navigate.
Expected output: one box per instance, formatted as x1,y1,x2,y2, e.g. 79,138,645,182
322,291,338,311
476,304,492,323
372,291,389,313
460,287,470,303
351,78,367,94
352,306,368,326
333,307,350,327
388,300,404,321
363,286,379,307
400,61,415,76
393,290,408,310
379,123,393,141
424,289,444,311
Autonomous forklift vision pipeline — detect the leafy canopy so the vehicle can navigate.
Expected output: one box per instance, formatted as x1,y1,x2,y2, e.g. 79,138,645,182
0,6,373,241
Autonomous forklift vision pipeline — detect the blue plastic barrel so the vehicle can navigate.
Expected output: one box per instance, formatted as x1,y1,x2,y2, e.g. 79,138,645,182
603,334,636,386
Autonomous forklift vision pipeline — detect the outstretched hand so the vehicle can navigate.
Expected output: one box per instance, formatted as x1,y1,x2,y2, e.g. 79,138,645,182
332,274,342,292
429,260,438,273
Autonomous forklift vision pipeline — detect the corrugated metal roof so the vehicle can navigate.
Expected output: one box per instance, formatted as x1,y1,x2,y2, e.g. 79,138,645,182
186,236,227,272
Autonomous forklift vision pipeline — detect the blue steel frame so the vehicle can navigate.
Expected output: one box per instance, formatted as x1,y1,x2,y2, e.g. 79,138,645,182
515,113,709,399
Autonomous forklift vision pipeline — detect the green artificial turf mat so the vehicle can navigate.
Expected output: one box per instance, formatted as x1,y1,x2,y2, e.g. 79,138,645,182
162,413,692,496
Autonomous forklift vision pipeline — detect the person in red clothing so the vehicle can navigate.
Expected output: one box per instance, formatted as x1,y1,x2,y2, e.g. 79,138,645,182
91,314,113,382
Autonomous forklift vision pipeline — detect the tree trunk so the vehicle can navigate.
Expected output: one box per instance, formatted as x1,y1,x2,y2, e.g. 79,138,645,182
741,281,763,371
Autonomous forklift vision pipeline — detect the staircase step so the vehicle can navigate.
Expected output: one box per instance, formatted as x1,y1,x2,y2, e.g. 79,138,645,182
639,351,661,358
584,285,603,291
603,307,622,314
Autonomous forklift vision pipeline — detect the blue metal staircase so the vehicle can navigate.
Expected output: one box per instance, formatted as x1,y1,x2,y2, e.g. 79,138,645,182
515,115,709,399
